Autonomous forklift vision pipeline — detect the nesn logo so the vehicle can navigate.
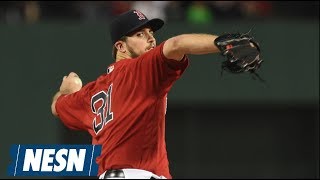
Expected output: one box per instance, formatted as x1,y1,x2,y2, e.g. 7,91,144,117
8,144,101,176
22,148,86,172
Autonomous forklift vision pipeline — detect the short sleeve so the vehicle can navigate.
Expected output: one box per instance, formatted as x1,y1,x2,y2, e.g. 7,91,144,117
55,90,87,130
125,41,189,96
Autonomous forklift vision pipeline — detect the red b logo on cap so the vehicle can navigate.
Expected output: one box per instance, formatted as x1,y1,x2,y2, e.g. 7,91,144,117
133,10,146,20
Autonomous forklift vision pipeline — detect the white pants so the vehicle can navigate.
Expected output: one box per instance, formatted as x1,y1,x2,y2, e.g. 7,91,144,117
98,168,167,179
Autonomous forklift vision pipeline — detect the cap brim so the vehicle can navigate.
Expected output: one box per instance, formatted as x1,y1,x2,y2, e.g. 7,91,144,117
126,18,164,36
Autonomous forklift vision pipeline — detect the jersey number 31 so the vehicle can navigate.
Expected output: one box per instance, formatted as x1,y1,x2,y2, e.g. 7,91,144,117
91,84,114,135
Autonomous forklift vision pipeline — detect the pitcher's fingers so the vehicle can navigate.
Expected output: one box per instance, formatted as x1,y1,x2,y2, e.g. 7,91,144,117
69,72,78,77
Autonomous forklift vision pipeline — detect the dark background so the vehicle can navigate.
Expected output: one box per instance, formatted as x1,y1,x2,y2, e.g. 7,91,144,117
0,1,318,179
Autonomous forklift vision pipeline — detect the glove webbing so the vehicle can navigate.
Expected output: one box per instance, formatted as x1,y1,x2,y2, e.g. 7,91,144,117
220,66,267,84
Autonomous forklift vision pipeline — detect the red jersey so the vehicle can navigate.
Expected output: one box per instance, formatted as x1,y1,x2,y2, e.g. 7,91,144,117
55,41,189,178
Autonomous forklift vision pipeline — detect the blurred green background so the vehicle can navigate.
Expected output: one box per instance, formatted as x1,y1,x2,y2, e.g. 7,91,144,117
0,1,318,179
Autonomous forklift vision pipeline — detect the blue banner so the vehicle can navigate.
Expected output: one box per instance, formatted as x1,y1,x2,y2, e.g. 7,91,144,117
8,144,102,176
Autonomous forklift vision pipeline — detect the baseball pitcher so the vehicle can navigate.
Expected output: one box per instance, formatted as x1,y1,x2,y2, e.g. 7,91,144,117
51,9,262,179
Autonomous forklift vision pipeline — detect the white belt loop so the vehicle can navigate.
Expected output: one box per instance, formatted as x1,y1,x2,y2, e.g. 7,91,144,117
99,171,106,179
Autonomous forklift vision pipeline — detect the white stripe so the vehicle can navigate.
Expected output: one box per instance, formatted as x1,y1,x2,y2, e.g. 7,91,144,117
14,144,21,176
89,145,95,176
99,168,166,179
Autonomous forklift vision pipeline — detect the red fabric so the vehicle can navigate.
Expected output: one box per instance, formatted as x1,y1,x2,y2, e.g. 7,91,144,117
56,41,189,178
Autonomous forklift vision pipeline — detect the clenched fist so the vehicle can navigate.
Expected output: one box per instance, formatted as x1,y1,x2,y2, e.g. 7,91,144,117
59,72,83,94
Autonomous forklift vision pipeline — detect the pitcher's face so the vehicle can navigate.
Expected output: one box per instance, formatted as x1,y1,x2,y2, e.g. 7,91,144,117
125,27,156,58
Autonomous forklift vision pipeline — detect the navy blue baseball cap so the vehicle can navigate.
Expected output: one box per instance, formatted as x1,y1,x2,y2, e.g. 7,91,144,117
110,10,164,45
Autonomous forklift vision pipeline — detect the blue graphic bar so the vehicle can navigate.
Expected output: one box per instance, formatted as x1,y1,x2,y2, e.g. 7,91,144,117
8,144,102,176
